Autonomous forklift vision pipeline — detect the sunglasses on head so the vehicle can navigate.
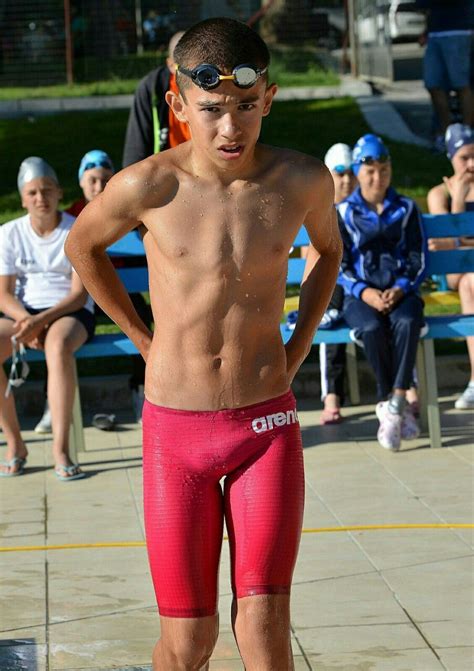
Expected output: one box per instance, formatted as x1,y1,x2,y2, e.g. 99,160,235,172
83,160,113,172
176,63,268,90
333,164,353,175
358,154,390,166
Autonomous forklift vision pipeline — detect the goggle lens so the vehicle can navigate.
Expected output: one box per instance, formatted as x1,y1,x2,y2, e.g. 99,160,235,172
333,164,353,175
178,63,267,90
359,154,390,165
83,160,113,172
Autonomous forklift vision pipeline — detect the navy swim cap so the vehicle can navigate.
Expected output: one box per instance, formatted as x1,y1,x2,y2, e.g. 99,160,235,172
445,124,474,160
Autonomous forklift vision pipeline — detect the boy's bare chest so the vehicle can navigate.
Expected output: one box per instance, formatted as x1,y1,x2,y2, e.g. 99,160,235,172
145,183,303,262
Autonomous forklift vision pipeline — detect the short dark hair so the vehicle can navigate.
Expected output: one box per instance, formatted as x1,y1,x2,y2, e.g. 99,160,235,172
174,17,270,92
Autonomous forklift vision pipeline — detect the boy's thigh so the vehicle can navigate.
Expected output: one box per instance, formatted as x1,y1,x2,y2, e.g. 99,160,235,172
224,426,304,600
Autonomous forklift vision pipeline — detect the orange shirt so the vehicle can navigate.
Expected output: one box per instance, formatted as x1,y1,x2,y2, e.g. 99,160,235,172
168,72,191,148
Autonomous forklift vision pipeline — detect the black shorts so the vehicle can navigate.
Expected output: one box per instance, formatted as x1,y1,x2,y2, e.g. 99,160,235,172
2,307,96,343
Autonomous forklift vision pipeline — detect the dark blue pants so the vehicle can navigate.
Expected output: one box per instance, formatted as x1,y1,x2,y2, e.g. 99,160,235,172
343,294,424,400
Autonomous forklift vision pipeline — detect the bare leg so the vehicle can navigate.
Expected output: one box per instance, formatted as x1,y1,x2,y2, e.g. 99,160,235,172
324,392,340,411
456,86,473,127
43,316,87,474
152,614,218,670
0,319,27,475
232,594,294,671
428,87,451,133
458,273,474,381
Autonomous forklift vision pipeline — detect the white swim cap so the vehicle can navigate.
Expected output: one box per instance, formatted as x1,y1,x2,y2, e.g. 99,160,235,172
324,143,352,173
17,156,58,193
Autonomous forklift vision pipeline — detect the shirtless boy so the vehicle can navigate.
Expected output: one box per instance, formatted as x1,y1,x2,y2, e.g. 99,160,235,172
66,18,341,671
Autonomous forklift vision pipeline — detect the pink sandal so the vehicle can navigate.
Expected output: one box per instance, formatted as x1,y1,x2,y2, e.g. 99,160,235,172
320,408,343,425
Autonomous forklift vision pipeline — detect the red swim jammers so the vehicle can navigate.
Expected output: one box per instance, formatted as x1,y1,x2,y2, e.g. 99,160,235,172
142,389,304,618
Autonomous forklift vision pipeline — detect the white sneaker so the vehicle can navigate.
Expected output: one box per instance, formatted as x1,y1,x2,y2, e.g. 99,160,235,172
34,402,52,434
454,385,474,410
132,385,145,423
401,405,420,441
376,401,401,451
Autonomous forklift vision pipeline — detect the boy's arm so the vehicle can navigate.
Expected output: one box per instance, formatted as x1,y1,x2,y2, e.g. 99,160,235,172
65,169,153,360
285,166,342,380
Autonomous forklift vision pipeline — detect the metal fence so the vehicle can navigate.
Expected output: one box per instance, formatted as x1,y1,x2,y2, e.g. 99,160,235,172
0,0,348,87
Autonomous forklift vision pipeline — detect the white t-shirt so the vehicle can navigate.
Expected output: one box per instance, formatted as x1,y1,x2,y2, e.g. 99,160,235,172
0,212,93,312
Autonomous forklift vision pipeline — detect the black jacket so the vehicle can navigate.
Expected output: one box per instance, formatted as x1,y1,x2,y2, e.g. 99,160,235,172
122,65,171,167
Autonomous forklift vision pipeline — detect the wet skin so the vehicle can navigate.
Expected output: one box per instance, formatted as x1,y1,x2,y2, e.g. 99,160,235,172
65,77,341,411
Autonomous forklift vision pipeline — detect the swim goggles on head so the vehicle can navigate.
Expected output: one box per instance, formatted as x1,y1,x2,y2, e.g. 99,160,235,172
356,154,390,166
82,160,114,173
176,63,268,90
333,164,353,175
5,336,30,398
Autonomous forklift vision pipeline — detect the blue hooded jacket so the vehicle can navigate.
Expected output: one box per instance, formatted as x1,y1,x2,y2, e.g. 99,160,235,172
337,186,426,299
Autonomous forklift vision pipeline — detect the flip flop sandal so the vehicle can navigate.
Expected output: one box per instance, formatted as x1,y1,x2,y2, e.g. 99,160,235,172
92,413,116,431
320,408,343,425
54,464,86,482
0,456,27,477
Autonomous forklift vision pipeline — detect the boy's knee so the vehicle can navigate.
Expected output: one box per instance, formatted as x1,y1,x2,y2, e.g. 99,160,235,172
157,625,217,670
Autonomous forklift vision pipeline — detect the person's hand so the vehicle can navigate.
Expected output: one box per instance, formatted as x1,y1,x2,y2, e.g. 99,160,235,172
361,287,386,312
418,31,427,47
381,287,404,312
427,237,458,251
443,171,471,206
13,314,47,344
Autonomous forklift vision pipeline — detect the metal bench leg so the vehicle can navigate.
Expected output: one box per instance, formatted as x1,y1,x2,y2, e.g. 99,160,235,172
346,342,360,405
69,360,85,462
416,342,428,432
419,340,442,449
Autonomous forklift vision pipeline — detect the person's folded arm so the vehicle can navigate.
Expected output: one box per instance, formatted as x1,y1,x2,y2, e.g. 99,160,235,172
0,274,30,322
14,272,90,344
285,166,342,381
65,165,156,361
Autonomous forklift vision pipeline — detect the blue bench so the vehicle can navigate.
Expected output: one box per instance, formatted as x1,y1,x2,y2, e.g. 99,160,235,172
23,213,474,456
24,230,148,459
281,212,474,449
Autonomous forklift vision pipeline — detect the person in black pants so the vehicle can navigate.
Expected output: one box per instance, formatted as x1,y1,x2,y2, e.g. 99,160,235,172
319,143,357,424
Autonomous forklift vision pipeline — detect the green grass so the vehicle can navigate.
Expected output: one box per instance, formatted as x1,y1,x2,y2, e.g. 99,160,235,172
0,48,338,100
0,80,147,100
0,97,451,224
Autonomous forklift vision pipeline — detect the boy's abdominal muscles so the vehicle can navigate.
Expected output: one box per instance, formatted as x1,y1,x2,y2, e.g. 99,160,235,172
145,300,289,411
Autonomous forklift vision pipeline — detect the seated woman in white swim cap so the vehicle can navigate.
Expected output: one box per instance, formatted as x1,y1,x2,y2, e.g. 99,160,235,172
0,156,95,479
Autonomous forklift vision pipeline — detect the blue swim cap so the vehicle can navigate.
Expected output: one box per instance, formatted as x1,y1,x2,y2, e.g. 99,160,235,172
17,156,58,193
352,134,390,176
78,149,114,182
445,123,474,160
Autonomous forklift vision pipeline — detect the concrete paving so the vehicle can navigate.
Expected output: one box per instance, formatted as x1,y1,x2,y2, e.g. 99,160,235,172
1,393,473,670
